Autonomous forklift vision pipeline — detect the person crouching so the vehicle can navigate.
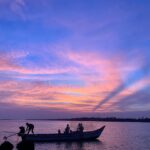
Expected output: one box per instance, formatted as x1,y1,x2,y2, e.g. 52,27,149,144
26,123,34,134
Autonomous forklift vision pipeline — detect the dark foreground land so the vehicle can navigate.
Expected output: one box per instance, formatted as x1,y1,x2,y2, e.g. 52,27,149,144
29,117,150,123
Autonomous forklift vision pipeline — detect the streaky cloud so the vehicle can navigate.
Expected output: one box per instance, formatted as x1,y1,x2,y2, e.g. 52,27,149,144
114,86,150,111
94,58,150,111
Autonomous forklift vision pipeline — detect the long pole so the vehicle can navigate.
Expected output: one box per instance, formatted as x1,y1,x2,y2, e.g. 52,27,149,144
3,133,18,140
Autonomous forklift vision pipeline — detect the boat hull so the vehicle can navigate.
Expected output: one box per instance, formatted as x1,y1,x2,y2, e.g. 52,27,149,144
22,126,105,142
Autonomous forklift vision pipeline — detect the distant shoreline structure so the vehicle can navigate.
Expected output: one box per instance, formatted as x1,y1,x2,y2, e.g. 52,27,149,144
1,117,150,122
29,117,150,123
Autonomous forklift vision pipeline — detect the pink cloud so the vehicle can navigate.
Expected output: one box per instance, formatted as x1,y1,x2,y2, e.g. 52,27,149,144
0,50,78,75
0,48,148,114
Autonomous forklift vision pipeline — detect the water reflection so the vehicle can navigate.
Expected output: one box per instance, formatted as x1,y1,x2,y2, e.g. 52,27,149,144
1,120,150,150
36,140,103,150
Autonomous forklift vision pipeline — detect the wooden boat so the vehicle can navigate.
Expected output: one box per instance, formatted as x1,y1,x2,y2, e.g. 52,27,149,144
22,126,105,142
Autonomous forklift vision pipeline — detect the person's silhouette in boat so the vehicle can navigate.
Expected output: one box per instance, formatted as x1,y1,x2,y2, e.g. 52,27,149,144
77,123,84,133
18,126,25,136
58,129,61,134
26,123,34,134
64,124,70,134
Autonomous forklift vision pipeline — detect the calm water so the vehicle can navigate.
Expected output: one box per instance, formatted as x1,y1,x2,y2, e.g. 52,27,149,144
0,120,150,150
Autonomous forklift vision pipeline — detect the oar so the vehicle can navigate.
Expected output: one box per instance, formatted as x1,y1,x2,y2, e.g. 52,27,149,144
3,133,18,140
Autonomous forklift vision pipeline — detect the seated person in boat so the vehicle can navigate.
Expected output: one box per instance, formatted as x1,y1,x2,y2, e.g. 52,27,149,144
26,123,34,134
18,126,25,136
58,129,61,134
64,124,70,134
77,123,84,133
70,129,73,133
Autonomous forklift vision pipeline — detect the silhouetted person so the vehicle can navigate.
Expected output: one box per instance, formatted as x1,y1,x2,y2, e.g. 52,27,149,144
79,123,84,132
16,141,34,150
18,126,25,137
58,129,61,134
64,124,70,134
70,130,73,133
77,123,84,133
0,141,14,150
26,123,34,134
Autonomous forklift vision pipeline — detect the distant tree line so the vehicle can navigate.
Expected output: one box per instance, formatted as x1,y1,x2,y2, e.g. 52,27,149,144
26,117,150,122
56,117,150,122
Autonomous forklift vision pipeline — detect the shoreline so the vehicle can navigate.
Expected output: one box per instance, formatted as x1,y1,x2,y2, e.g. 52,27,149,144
1,117,150,123
28,117,150,123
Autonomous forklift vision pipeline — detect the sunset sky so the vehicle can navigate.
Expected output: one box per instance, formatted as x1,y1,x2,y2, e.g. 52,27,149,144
0,0,150,119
